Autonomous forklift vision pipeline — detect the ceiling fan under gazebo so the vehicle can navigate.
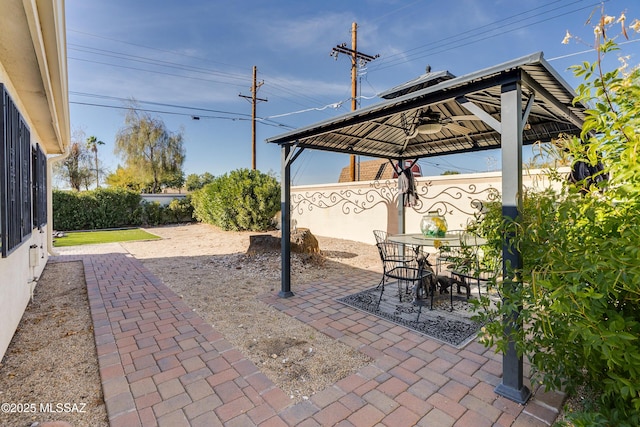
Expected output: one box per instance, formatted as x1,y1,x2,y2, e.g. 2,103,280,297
405,107,478,139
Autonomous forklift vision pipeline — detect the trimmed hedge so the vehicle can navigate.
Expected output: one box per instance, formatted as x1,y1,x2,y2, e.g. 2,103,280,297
52,188,194,231
53,188,142,230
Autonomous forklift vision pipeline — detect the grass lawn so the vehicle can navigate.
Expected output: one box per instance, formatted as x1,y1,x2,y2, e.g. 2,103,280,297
53,228,161,247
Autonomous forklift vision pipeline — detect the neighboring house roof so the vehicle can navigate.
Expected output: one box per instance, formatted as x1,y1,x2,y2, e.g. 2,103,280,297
339,159,392,182
338,158,422,182
0,0,69,154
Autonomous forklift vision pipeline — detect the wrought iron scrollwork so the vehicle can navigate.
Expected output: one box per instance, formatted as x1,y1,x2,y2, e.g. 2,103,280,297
291,179,499,217
291,182,395,216
413,182,499,216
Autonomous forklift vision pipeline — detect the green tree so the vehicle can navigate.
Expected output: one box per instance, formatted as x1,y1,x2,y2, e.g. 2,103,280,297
54,129,93,191
86,136,105,189
162,170,185,191
472,11,640,425
185,172,215,191
105,165,144,191
185,174,201,191
114,105,186,193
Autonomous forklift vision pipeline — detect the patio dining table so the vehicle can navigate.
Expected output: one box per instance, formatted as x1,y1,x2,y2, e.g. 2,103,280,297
388,232,487,253
387,232,488,309
387,232,471,249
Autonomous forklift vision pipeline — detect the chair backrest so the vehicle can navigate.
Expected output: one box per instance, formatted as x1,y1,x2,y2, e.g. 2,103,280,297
372,230,388,245
436,229,464,259
459,230,481,246
377,241,428,282
377,241,418,266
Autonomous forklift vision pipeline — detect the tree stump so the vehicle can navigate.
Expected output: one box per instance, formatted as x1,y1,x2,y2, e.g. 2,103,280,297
246,228,320,255
246,234,280,255
290,228,320,254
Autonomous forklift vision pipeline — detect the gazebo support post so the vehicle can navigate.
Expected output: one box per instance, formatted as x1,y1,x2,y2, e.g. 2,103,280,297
494,79,531,404
397,159,406,234
279,143,294,298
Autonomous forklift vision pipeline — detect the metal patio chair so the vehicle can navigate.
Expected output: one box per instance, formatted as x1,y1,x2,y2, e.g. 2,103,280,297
375,240,434,309
447,231,496,301
372,229,388,244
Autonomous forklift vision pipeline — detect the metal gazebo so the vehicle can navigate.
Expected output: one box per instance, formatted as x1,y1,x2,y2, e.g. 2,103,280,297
266,52,586,404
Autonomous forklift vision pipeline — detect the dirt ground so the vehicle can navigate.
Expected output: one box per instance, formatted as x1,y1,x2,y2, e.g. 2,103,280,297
120,224,380,402
0,261,108,427
0,223,383,427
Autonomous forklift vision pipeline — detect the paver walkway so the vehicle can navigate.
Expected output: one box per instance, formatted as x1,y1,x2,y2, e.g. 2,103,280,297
51,249,565,426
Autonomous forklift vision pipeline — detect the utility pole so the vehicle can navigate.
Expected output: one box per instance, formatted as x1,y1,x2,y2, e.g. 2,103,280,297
239,66,267,170
331,22,379,181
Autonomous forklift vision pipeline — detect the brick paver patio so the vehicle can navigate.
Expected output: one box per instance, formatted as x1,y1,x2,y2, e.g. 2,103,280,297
50,248,564,426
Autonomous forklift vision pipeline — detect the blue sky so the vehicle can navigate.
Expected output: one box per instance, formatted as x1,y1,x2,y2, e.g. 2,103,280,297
65,0,640,185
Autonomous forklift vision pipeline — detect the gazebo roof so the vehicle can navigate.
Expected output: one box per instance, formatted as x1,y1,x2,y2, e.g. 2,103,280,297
266,52,584,160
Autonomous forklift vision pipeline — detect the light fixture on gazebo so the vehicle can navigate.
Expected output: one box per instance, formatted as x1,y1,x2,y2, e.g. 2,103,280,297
415,120,442,134
414,108,443,134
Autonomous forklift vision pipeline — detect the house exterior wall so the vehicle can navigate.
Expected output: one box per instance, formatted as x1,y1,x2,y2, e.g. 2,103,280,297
290,168,565,245
0,64,51,360
0,0,68,361
0,229,48,362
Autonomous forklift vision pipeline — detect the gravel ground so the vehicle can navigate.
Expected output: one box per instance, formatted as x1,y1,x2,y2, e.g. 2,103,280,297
0,261,108,427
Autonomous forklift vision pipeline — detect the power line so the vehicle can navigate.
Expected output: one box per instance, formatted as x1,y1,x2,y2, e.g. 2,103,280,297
370,0,606,72
68,56,249,88
68,28,247,74
68,42,340,121
68,100,293,130
547,38,640,61
69,101,248,120
375,0,566,64
70,91,252,118
68,29,336,117
68,43,249,83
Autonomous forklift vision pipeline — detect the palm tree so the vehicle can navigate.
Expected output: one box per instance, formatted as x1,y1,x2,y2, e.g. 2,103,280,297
86,136,105,188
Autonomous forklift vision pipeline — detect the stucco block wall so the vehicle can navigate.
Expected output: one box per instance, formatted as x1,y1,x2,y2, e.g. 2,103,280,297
291,168,564,245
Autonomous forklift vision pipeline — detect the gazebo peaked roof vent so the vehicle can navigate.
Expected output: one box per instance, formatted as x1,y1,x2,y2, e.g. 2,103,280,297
379,68,456,99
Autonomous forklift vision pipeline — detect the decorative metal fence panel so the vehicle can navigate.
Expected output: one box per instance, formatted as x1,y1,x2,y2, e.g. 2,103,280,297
290,169,564,244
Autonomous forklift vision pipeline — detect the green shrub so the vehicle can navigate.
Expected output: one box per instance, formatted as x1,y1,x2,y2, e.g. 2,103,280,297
53,188,142,230
191,168,280,231
167,197,194,223
53,188,197,230
473,19,640,425
140,201,167,226
93,187,142,228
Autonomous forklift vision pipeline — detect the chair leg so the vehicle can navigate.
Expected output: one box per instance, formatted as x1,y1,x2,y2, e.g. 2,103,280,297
430,279,435,310
449,281,453,311
376,278,386,309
